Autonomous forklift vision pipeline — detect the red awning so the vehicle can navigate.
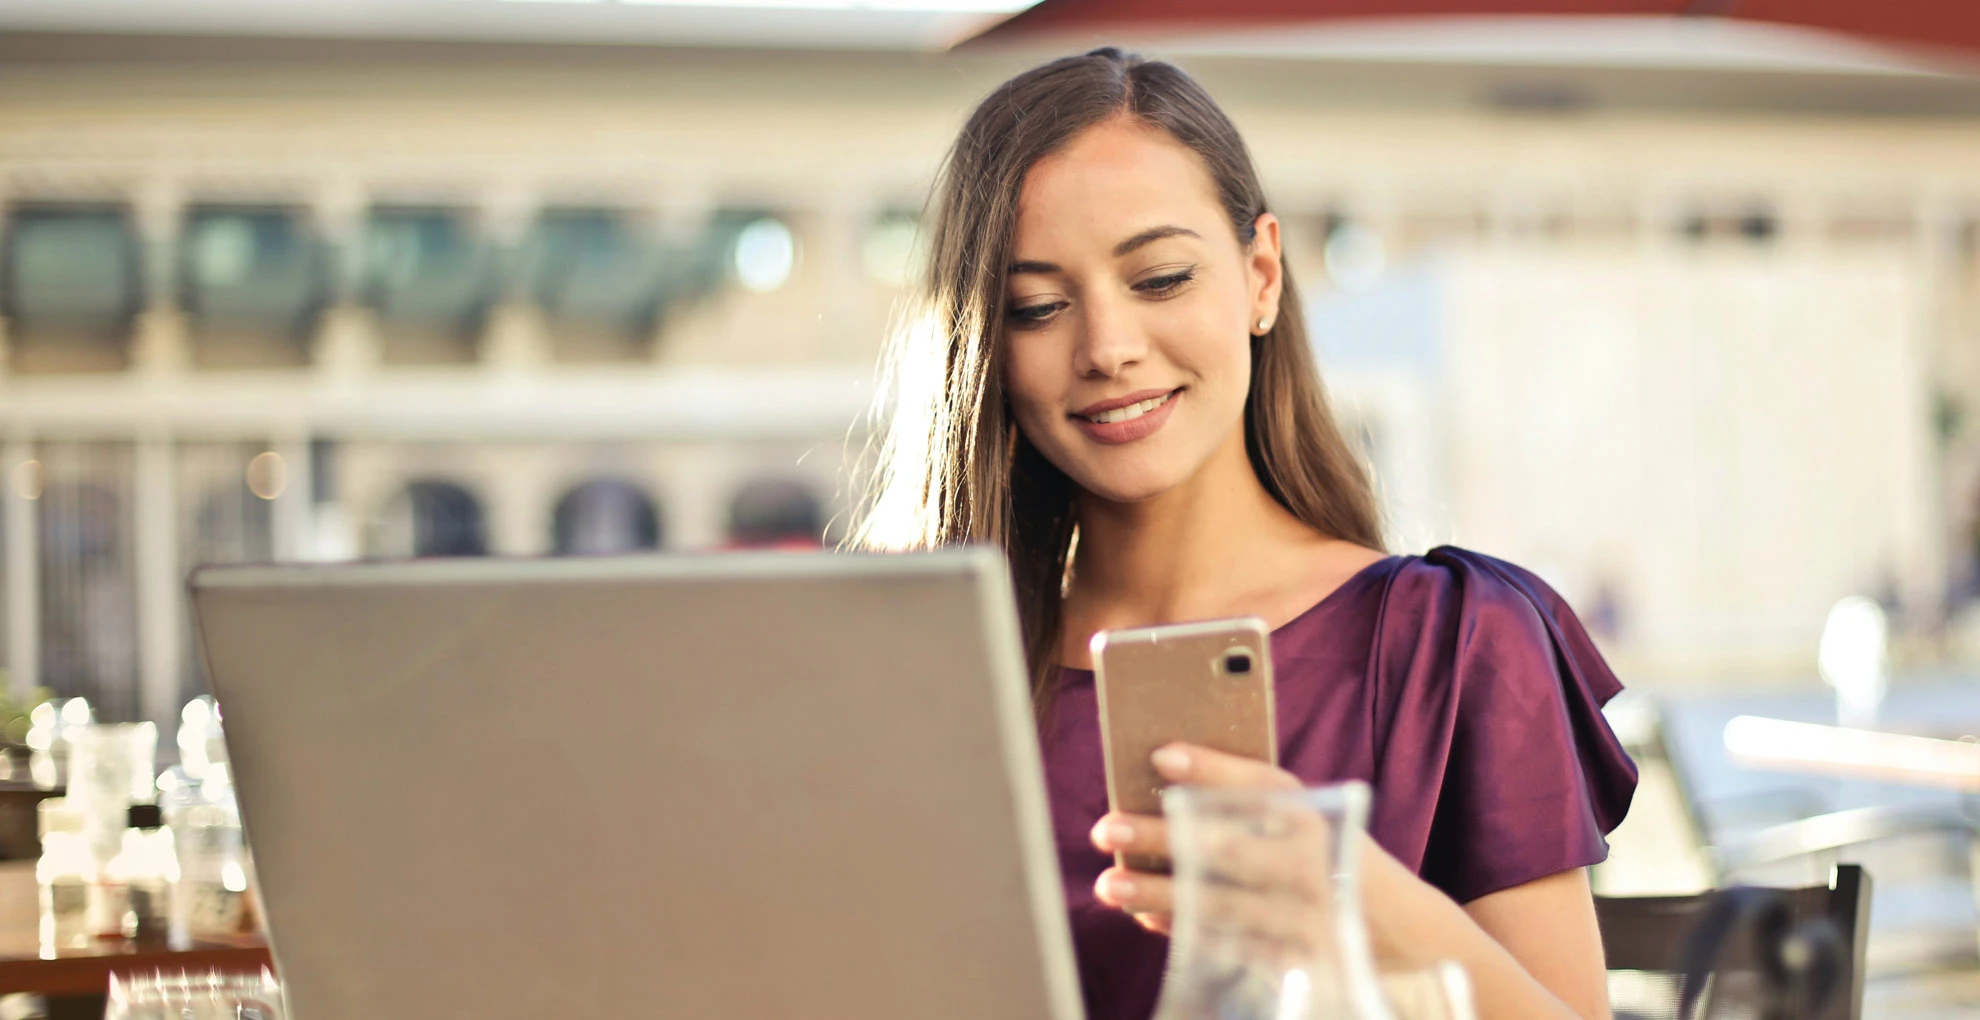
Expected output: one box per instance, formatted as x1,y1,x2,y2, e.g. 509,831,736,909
978,0,1980,61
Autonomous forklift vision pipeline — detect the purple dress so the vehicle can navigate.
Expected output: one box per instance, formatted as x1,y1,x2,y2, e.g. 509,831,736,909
1038,546,1639,1020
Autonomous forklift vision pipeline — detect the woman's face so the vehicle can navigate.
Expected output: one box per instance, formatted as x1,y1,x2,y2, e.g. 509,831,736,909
1002,116,1283,505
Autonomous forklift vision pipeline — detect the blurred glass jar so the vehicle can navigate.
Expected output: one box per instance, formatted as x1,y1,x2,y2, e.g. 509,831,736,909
177,696,228,782
68,723,159,939
172,763,256,943
106,804,178,945
24,698,92,788
35,798,92,953
157,696,229,814
1152,781,1395,1020
105,967,284,1020
66,723,157,846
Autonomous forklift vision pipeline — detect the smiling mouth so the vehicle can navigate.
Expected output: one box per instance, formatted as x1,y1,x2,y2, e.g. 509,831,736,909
1077,389,1180,425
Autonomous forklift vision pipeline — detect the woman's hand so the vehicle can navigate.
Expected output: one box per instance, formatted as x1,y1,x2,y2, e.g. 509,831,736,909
1088,742,1308,937
1086,743,1534,971
1088,744,1610,1020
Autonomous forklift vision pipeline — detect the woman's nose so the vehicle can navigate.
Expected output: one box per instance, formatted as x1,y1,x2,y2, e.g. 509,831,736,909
1072,299,1146,378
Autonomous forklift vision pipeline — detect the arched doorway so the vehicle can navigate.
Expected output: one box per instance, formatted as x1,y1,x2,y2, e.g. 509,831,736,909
375,480,488,558
726,478,823,549
551,478,662,555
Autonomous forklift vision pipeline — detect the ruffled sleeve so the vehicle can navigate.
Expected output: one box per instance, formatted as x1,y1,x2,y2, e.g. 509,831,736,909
1364,546,1638,904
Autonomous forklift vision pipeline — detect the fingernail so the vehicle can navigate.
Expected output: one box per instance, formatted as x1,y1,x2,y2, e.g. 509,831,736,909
1096,821,1134,849
1103,874,1137,902
1152,745,1190,777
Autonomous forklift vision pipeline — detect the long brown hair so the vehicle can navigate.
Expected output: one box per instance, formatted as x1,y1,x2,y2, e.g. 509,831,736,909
849,48,1382,707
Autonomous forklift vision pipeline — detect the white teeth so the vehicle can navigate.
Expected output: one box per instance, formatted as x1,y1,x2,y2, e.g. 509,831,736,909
1088,391,1173,425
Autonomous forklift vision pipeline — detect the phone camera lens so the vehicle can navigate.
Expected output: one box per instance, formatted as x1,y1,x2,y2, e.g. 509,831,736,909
1223,651,1253,676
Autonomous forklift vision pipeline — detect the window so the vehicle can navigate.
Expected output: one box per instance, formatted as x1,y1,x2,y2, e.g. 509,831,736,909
552,478,661,555
524,206,790,362
1321,213,1386,294
862,209,920,288
0,204,142,373
1676,201,1779,246
525,208,666,362
733,216,795,293
34,443,139,721
179,205,329,367
364,206,497,365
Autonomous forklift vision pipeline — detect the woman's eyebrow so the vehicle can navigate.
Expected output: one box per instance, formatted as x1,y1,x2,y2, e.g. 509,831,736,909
1007,225,1203,275
1113,225,1200,257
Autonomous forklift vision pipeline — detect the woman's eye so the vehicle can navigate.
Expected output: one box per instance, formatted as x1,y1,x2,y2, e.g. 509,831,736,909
1135,269,1196,296
1008,301,1065,326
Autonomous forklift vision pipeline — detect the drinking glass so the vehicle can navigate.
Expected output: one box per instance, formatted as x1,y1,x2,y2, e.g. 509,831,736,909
104,968,285,1020
1153,780,1395,1020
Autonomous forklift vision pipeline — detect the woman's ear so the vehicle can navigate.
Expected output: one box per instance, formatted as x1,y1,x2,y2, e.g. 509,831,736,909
1247,213,1285,334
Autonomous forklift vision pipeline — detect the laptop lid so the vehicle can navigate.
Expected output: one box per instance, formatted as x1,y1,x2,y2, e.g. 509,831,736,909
190,548,1083,1020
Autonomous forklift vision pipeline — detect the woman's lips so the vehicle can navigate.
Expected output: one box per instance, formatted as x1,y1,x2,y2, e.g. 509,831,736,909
1071,388,1181,445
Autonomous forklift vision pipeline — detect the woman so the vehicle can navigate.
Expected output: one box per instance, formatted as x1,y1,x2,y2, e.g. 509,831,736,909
852,48,1636,1020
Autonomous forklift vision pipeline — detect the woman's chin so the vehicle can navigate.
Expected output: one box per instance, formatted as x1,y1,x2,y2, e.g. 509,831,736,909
1068,469,1185,507
1035,433,1212,506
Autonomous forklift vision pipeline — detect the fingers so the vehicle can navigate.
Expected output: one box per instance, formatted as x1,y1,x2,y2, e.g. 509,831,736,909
1094,866,1336,961
1094,746,1332,949
1196,882,1338,952
1151,743,1301,790
1096,866,1174,916
1091,810,1330,900
1195,822,1335,903
1093,812,1335,905
1091,812,1170,862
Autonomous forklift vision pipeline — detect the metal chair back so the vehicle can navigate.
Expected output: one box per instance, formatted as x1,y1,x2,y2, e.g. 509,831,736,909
1597,864,1870,1020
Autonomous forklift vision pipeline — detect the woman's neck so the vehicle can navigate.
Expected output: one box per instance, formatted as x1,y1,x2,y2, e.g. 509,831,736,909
1066,426,1325,633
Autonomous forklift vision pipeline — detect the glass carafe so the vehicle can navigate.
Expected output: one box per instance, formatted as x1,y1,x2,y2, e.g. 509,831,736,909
1153,780,1394,1020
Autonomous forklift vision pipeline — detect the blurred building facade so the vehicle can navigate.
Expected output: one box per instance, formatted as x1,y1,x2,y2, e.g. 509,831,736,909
1,32,1978,730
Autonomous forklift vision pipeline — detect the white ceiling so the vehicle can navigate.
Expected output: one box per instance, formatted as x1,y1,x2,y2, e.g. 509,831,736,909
0,0,1042,50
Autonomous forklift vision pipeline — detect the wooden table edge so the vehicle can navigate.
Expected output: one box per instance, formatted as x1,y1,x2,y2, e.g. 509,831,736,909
0,944,273,997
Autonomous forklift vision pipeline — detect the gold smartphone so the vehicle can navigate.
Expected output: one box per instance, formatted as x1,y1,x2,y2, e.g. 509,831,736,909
1091,617,1277,873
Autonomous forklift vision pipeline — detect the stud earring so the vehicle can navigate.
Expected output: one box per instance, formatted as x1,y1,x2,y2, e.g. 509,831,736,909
1255,316,1271,333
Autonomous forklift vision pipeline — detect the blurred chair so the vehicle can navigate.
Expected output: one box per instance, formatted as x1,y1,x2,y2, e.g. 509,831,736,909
1597,864,1871,1020
1594,694,1720,896
1598,694,1980,973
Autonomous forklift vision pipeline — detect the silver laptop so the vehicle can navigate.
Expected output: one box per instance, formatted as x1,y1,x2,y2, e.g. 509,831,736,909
190,548,1083,1020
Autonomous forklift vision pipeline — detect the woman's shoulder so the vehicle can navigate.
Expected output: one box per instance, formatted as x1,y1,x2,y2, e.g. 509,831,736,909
1357,545,1624,705
1363,546,1590,642
1356,547,1638,899
1281,545,1564,652
1375,545,1561,611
